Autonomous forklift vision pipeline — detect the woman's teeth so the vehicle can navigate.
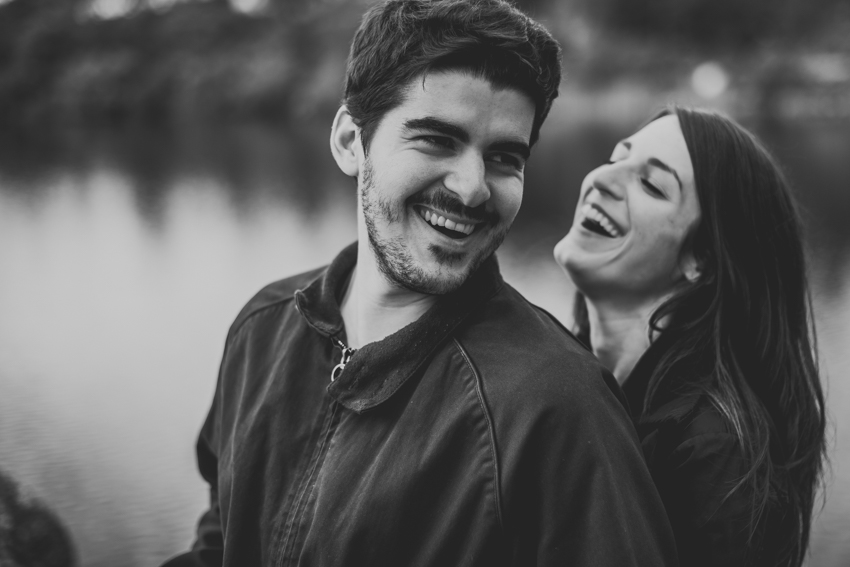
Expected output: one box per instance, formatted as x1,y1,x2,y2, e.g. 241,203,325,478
580,204,621,238
419,209,475,236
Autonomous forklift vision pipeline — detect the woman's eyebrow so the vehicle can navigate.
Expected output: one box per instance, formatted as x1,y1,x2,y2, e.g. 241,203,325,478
647,157,682,191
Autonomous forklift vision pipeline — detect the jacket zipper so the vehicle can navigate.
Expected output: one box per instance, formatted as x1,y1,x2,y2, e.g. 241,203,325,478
331,337,356,382
277,399,341,567
278,337,351,565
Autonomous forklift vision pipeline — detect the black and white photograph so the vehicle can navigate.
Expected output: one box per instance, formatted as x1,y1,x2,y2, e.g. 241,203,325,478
0,1,847,565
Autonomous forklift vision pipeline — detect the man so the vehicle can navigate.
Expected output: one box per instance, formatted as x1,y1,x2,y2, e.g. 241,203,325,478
164,1,678,565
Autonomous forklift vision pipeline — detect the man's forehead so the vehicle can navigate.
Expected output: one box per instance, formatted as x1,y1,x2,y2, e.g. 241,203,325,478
391,70,536,141
403,68,534,105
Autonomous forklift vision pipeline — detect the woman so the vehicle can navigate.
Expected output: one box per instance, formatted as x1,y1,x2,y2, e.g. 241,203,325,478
554,106,826,567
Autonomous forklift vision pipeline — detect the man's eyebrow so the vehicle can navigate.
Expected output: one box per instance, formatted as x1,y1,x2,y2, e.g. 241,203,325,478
403,117,469,144
647,157,682,190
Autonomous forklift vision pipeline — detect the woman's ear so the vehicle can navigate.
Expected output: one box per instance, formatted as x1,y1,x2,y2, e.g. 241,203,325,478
680,253,702,283
330,106,362,178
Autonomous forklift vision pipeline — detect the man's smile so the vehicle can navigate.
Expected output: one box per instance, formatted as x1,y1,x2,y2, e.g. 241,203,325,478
415,205,478,239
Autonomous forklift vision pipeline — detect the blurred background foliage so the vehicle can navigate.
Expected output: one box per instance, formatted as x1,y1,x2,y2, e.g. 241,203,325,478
0,0,848,127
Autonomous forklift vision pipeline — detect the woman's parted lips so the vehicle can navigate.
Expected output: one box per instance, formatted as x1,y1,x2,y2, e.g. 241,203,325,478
578,203,624,238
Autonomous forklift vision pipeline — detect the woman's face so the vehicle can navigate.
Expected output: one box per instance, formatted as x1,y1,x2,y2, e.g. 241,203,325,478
554,115,701,303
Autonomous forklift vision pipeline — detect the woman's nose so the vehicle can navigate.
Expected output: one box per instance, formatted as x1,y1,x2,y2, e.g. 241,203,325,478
588,164,626,201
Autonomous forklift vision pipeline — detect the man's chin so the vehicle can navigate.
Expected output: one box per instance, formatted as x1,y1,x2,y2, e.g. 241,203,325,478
408,234,507,294
370,228,503,295
389,264,471,296
427,243,467,265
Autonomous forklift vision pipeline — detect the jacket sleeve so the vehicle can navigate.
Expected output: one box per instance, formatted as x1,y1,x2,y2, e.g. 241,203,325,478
506,366,680,566
161,390,224,567
661,431,752,567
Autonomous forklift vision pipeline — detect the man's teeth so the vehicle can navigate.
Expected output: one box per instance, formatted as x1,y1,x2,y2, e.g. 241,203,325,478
420,209,475,235
581,204,621,237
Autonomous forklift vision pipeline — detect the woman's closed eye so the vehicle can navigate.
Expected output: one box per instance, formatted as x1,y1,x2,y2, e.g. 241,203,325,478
641,178,666,198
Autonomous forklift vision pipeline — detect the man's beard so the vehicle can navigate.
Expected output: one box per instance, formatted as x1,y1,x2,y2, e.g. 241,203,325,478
360,158,510,295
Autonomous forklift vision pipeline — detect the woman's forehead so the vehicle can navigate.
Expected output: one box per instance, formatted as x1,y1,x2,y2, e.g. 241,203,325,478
628,115,695,189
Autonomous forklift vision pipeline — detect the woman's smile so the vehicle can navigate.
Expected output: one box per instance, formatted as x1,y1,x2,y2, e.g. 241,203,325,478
577,203,624,239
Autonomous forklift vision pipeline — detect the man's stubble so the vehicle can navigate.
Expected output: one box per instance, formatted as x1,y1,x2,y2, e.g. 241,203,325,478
359,158,510,295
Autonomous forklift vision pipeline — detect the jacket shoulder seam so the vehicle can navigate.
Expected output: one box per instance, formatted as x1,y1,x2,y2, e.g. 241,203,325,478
214,295,297,400
228,294,296,345
452,338,505,534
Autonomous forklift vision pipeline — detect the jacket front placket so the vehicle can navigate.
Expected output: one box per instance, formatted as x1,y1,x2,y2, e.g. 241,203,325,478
275,243,502,565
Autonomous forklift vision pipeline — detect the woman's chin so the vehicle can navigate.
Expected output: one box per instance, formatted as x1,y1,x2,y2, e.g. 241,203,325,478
554,231,602,278
553,232,577,271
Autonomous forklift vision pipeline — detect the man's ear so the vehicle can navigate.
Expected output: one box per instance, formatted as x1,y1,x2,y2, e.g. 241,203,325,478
330,106,362,177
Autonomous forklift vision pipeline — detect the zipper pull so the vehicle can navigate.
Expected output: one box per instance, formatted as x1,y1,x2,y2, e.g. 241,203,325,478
331,338,356,382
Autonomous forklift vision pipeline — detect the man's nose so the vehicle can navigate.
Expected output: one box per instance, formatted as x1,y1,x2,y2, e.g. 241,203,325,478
443,153,490,208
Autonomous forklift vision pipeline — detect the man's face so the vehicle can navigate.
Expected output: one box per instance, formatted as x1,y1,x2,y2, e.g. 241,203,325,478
357,70,536,294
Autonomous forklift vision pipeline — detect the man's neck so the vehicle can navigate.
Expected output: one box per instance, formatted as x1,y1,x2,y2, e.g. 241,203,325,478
339,244,438,349
585,296,663,385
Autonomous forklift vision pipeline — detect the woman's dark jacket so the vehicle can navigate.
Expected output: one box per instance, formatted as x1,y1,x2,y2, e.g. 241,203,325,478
621,332,789,567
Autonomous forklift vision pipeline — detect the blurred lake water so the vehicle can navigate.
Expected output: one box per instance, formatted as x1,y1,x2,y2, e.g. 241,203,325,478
0,114,848,566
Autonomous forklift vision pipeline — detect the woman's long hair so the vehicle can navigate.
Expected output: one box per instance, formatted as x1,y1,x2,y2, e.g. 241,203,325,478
574,106,826,566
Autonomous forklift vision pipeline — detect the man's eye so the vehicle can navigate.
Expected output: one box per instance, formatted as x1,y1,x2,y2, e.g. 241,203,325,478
419,136,454,149
641,178,665,197
489,153,524,171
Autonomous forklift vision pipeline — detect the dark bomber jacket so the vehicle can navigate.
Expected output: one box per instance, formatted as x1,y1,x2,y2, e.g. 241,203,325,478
622,332,790,567
163,244,678,567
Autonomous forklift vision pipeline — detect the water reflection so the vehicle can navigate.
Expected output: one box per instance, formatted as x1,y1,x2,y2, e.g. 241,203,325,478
0,120,847,566
0,142,357,565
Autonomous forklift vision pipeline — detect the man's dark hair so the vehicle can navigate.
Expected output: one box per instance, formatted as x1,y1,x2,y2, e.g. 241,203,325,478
343,0,561,151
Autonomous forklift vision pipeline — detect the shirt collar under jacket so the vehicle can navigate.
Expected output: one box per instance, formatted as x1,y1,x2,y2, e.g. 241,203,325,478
294,242,504,414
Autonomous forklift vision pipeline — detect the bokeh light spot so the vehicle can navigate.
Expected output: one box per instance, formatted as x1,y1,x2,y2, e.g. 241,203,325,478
89,0,136,20
147,0,178,14
691,61,729,99
229,0,268,16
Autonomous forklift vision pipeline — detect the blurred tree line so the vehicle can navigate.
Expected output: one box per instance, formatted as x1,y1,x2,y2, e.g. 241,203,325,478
0,0,847,127
0,0,366,125
579,0,848,46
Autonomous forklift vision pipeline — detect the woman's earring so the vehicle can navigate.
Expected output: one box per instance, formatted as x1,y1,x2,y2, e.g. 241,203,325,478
682,257,701,283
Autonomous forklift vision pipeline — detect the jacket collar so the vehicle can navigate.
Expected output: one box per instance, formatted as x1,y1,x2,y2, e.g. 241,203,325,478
621,330,707,427
295,242,503,413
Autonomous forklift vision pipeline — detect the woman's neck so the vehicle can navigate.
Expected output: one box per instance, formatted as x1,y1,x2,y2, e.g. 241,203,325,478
585,297,660,385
